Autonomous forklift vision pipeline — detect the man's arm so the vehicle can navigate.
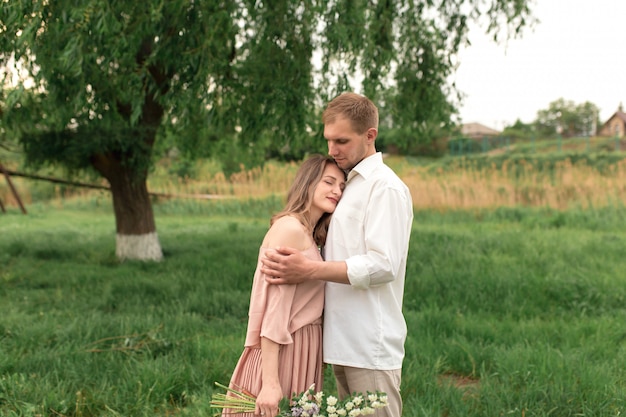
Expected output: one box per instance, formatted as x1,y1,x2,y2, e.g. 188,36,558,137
261,246,349,285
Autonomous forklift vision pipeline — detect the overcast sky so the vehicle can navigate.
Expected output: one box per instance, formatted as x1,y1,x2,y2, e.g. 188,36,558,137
452,0,626,130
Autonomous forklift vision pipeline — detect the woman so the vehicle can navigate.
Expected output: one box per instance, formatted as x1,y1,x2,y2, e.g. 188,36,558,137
224,155,346,417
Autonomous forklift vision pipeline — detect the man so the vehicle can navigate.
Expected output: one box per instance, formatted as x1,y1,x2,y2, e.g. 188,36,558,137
261,92,413,417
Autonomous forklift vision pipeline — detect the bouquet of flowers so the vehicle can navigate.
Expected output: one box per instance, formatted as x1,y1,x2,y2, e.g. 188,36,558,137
210,382,389,417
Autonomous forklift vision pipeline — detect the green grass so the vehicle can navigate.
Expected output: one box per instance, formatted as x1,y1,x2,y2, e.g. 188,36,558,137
1,204,626,416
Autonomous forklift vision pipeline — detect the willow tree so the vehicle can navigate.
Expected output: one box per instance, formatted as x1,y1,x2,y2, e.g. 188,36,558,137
0,0,533,261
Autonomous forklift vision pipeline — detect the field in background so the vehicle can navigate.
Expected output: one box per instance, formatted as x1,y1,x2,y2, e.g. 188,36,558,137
448,134,625,157
1,207,625,416
2,150,626,212
404,156,626,209
2,146,626,415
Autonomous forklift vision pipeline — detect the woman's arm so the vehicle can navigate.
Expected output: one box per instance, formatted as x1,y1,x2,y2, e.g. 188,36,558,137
254,215,308,416
255,337,282,417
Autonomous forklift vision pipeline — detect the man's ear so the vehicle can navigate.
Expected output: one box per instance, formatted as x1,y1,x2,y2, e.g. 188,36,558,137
366,127,378,144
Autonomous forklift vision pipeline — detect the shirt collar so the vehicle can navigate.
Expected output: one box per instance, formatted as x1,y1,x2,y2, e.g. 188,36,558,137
347,152,382,182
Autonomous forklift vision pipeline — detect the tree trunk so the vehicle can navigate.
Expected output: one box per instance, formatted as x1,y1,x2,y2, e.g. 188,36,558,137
91,37,167,261
110,169,163,261
93,153,163,262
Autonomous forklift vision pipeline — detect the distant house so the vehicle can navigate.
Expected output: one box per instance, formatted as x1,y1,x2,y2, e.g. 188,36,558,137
460,122,501,139
599,104,626,138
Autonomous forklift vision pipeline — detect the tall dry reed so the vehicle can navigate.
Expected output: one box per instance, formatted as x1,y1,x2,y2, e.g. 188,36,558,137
2,157,626,210
402,158,626,210
148,160,299,199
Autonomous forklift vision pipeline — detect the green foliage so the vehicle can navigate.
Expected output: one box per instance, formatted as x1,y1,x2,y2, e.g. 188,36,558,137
1,206,626,415
502,118,535,140
0,0,535,170
1,1,242,176
534,98,600,138
379,125,450,157
1,0,536,248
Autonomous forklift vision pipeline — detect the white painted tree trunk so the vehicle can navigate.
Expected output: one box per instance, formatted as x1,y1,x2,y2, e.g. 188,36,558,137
116,232,163,262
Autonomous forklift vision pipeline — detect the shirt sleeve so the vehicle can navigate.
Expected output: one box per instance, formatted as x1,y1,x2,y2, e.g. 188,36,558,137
245,252,298,347
259,281,297,344
346,183,412,289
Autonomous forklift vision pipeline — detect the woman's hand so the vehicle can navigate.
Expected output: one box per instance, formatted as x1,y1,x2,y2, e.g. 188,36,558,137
255,381,282,417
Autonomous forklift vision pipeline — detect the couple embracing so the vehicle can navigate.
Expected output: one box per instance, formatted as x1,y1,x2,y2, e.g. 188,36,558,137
223,92,413,417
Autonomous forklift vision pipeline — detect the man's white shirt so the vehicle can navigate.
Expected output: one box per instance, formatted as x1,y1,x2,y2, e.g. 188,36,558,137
323,152,413,370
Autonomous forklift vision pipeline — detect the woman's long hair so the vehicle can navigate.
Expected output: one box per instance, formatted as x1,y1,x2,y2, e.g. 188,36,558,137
271,154,343,248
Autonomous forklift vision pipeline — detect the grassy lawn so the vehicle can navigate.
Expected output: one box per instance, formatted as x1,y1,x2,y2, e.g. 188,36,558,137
1,202,626,416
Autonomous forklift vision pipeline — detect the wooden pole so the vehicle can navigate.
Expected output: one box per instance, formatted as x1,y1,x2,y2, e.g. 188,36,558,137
2,168,110,191
1,168,234,200
0,163,27,214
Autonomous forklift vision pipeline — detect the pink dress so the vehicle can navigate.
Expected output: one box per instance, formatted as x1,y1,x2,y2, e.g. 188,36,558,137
225,245,325,413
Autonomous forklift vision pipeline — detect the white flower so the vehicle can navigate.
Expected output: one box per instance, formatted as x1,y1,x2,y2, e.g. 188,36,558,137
211,380,389,417
362,406,375,415
314,391,324,403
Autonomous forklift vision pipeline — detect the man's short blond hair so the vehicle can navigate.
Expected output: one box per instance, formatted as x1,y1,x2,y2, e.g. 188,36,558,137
322,92,379,134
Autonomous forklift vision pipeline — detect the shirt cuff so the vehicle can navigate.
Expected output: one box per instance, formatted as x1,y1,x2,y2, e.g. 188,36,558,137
346,257,370,289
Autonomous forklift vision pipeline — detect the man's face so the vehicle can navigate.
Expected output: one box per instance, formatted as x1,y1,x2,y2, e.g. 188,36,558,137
324,116,375,171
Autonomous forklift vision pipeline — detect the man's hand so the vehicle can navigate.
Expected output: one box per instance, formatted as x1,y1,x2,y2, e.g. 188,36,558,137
261,247,312,284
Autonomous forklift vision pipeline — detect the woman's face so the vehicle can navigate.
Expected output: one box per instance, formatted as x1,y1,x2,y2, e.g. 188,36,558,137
311,163,345,214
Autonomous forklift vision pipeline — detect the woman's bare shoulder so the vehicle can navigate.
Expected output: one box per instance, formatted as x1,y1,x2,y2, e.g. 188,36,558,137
262,216,310,250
